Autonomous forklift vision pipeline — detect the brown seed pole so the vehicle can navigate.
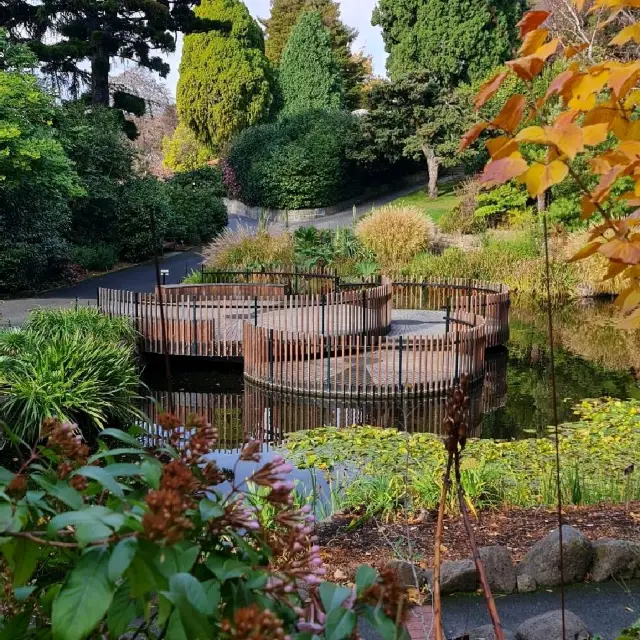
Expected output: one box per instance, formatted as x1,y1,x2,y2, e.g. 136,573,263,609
433,451,453,640
455,451,505,640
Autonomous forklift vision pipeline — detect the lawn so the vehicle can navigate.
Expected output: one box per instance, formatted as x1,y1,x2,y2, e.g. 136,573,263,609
388,181,461,224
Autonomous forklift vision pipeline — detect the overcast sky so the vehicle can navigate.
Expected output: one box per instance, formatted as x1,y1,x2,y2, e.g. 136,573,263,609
160,0,387,96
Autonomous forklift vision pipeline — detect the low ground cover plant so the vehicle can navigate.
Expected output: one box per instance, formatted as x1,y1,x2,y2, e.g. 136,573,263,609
281,398,640,521
0,416,407,640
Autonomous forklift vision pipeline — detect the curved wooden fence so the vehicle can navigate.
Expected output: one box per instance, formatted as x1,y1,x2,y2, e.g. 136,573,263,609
243,310,486,399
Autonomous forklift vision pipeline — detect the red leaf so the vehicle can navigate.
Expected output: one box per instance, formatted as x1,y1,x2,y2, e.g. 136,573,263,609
474,70,510,111
507,56,546,82
458,121,488,151
516,11,550,38
479,155,529,188
492,95,527,133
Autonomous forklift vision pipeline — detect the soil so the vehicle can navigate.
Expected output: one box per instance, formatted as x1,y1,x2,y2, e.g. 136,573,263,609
317,502,640,582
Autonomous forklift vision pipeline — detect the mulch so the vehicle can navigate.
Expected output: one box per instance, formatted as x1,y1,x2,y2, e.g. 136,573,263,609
317,502,640,581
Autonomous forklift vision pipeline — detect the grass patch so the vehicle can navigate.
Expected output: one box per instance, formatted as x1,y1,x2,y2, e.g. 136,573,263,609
387,182,460,224
281,398,640,521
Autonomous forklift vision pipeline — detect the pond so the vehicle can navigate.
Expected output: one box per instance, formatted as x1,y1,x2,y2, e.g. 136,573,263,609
141,300,640,446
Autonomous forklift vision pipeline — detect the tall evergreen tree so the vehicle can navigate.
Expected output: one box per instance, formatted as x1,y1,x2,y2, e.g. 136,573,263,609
372,0,526,86
0,1,223,106
262,0,370,108
279,11,344,116
177,0,274,152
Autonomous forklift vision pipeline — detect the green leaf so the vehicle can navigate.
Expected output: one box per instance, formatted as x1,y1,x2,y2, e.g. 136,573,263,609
0,611,30,640
319,582,352,613
52,547,115,640
107,580,137,639
206,556,251,581
13,585,35,602
100,428,143,448
88,448,145,463
199,498,224,521
355,565,377,594
3,537,40,585
168,573,213,616
49,507,125,547
202,580,221,611
166,610,188,640
324,607,356,640
103,463,141,478
140,459,162,489
0,467,15,485
108,537,138,583
73,466,125,498
32,476,83,510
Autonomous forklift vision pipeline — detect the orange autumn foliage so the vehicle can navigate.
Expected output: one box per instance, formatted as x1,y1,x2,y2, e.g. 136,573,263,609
460,0,640,327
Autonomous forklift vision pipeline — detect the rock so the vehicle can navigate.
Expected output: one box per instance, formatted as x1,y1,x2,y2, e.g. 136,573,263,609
478,546,517,593
591,538,640,581
516,526,593,587
515,610,589,640
516,573,537,593
425,558,477,594
467,624,515,640
386,560,424,589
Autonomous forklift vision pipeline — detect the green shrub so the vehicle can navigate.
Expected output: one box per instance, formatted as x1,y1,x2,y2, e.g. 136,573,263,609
0,420,404,639
169,165,227,197
0,309,140,441
71,243,119,271
225,109,358,209
439,179,486,234
474,181,532,228
162,121,214,173
116,177,169,261
164,176,228,246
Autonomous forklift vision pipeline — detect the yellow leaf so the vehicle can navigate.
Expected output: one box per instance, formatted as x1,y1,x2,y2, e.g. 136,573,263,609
532,38,560,60
516,126,549,144
582,123,609,146
621,306,640,329
547,121,584,159
520,28,550,56
568,71,609,110
598,238,640,264
524,160,569,196
622,288,640,313
610,23,640,45
567,240,605,262
607,61,640,98
603,262,629,280
485,136,519,160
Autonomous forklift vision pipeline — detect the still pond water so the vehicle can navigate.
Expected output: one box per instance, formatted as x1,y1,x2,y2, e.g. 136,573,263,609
142,300,640,447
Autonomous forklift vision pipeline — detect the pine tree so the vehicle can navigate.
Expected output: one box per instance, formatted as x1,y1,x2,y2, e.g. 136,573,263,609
279,11,344,116
0,0,223,107
177,0,274,151
372,0,526,86
262,0,370,108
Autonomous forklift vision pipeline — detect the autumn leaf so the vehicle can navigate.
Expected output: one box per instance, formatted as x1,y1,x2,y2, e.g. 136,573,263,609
548,121,584,159
581,195,597,219
458,122,488,151
598,238,640,264
492,95,527,133
516,126,549,144
533,39,560,60
567,241,604,262
486,136,520,160
507,56,546,81
593,165,625,201
610,23,640,45
607,61,640,98
516,10,550,38
541,69,578,104
603,262,629,280
565,43,589,58
520,28,549,56
479,154,529,187
523,160,569,196
568,71,610,110
474,70,509,111
582,123,610,145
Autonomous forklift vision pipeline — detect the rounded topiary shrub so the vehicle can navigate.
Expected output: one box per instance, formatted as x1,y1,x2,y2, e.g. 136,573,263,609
225,109,358,209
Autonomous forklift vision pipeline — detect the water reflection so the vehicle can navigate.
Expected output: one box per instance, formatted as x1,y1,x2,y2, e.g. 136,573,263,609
140,349,508,451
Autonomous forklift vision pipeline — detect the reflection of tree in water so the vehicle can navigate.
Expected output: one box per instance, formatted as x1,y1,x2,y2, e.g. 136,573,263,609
482,306,640,440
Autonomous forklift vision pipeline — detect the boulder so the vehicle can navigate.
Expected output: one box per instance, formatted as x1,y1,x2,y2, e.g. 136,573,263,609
479,546,517,594
515,610,589,640
516,573,537,593
516,526,593,587
467,624,515,639
425,558,477,594
590,538,640,582
386,559,424,589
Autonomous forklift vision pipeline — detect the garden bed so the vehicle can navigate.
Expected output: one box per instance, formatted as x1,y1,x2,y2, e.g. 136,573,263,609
317,502,640,582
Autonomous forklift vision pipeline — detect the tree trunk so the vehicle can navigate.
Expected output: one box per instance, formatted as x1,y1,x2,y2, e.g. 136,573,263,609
91,50,111,106
537,192,547,213
423,145,439,199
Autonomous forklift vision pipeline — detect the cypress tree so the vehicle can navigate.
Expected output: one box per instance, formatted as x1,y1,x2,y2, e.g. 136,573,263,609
177,0,274,151
279,11,344,116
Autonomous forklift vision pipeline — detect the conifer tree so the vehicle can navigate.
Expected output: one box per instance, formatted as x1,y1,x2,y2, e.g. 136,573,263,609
279,11,344,116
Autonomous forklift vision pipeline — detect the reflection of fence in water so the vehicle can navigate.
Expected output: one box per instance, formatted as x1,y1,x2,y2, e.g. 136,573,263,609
140,350,507,451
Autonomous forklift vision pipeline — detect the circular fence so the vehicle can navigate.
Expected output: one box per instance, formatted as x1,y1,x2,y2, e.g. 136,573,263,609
98,269,509,399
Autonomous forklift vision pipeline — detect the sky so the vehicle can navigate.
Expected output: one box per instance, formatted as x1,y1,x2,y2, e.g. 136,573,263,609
162,0,387,96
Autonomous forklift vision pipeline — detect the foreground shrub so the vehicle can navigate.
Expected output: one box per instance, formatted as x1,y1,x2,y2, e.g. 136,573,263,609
356,205,434,273
164,175,228,246
70,242,119,272
202,226,294,270
0,309,140,440
282,398,640,520
0,417,406,639
439,179,485,234
225,110,357,209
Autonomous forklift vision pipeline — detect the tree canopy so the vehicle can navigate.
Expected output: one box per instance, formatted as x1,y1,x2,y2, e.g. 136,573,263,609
0,0,224,107
177,0,274,151
262,0,371,108
279,11,344,116
372,0,526,86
